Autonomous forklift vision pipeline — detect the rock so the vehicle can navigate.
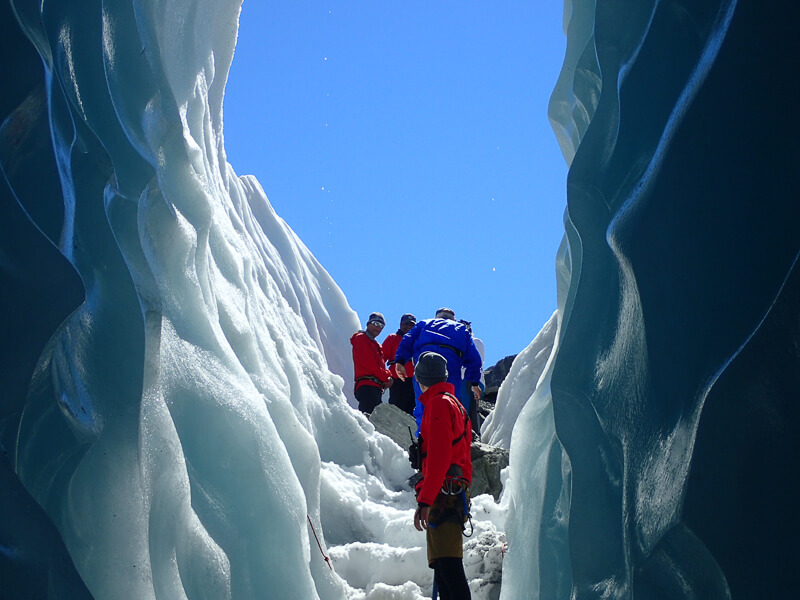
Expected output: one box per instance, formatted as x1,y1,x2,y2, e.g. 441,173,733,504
470,441,509,500
475,399,496,430
483,355,517,392
482,354,517,405
369,402,417,449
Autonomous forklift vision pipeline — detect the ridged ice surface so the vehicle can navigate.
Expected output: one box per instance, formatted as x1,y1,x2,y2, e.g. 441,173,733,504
0,1,407,598
496,0,800,598
3,1,799,599
1,1,521,598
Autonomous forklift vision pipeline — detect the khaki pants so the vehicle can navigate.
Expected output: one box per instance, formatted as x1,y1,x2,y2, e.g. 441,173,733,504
426,491,469,565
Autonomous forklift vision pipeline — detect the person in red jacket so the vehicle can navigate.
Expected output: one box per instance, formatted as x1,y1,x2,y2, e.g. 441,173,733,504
350,312,393,414
412,352,472,600
381,313,417,415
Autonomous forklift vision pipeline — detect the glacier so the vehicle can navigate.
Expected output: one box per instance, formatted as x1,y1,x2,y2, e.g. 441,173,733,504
498,0,800,598
2,0,799,599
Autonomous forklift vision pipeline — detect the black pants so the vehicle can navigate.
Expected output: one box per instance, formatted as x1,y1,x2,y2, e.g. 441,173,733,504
355,384,382,414
468,390,480,440
432,557,471,599
388,377,415,415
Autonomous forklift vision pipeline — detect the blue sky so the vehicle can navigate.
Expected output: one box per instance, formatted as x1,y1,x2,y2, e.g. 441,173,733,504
223,2,568,366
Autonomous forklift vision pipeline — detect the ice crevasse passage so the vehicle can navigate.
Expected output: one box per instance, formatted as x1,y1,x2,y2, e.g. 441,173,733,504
3,0,800,599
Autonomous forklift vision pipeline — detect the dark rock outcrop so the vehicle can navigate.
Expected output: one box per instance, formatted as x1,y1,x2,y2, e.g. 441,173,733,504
482,355,517,399
369,403,416,450
469,442,509,501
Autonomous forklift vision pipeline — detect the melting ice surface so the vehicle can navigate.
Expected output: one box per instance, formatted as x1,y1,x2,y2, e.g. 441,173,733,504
1,1,516,599
6,0,795,598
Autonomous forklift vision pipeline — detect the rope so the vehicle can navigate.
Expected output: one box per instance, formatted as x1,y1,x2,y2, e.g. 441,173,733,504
307,515,333,571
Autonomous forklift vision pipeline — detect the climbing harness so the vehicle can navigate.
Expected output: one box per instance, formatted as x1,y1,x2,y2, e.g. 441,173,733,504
355,375,385,386
419,341,464,358
307,515,333,571
441,476,467,496
427,488,474,538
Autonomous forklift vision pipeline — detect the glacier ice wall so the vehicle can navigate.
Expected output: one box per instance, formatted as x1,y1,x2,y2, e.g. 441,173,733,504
481,310,557,450
5,0,800,598
500,0,800,598
0,1,410,598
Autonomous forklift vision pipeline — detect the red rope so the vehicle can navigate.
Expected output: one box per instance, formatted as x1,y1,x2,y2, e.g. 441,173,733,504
307,515,333,571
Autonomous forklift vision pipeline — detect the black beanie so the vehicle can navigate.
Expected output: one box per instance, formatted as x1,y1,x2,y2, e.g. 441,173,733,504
367,312,385,326
415,352,448,386
400,313,417,325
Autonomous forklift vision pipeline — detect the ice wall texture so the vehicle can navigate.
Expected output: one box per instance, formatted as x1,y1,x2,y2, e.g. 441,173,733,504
501,0,800,598
481,311,557,450
0,1,397,599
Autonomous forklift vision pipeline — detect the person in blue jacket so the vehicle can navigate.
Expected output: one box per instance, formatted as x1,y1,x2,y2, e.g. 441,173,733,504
394,307,483,432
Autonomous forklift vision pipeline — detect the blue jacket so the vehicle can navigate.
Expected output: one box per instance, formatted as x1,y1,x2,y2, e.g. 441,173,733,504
395,318,483,389
396,318,483,431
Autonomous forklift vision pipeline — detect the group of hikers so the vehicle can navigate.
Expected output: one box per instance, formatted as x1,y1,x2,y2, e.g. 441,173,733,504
350,307,483,599
350,308,484,428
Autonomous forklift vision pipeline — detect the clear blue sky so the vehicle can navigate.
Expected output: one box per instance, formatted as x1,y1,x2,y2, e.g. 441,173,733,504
223,1,568,366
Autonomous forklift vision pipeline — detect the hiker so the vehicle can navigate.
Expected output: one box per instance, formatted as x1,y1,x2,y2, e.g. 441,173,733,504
393,307,482,431
460,333,485,439
412,352,473,600
381,313,417,415
350,312,392,414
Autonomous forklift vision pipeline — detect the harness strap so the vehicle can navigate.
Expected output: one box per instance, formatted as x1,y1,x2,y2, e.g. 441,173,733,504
355,375,383,385
427,489,473,538
442,392,470,446
420,342,463,358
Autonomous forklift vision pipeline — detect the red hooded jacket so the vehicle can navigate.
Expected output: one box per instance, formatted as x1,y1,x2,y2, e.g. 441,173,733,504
415,381,473,506
350,331,392,392
381,332,415,378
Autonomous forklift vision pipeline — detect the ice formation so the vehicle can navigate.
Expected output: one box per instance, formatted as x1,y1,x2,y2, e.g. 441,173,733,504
481,311,557,451
496,0,800,598
4,0,799,599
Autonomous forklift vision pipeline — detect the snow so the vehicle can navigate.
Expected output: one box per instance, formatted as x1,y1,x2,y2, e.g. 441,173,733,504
317,441,510,598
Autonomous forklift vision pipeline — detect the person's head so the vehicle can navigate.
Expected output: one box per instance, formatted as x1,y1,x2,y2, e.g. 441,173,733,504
366,312,385,336
435,307,455,320
414,351,448,391
399,313,416,334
